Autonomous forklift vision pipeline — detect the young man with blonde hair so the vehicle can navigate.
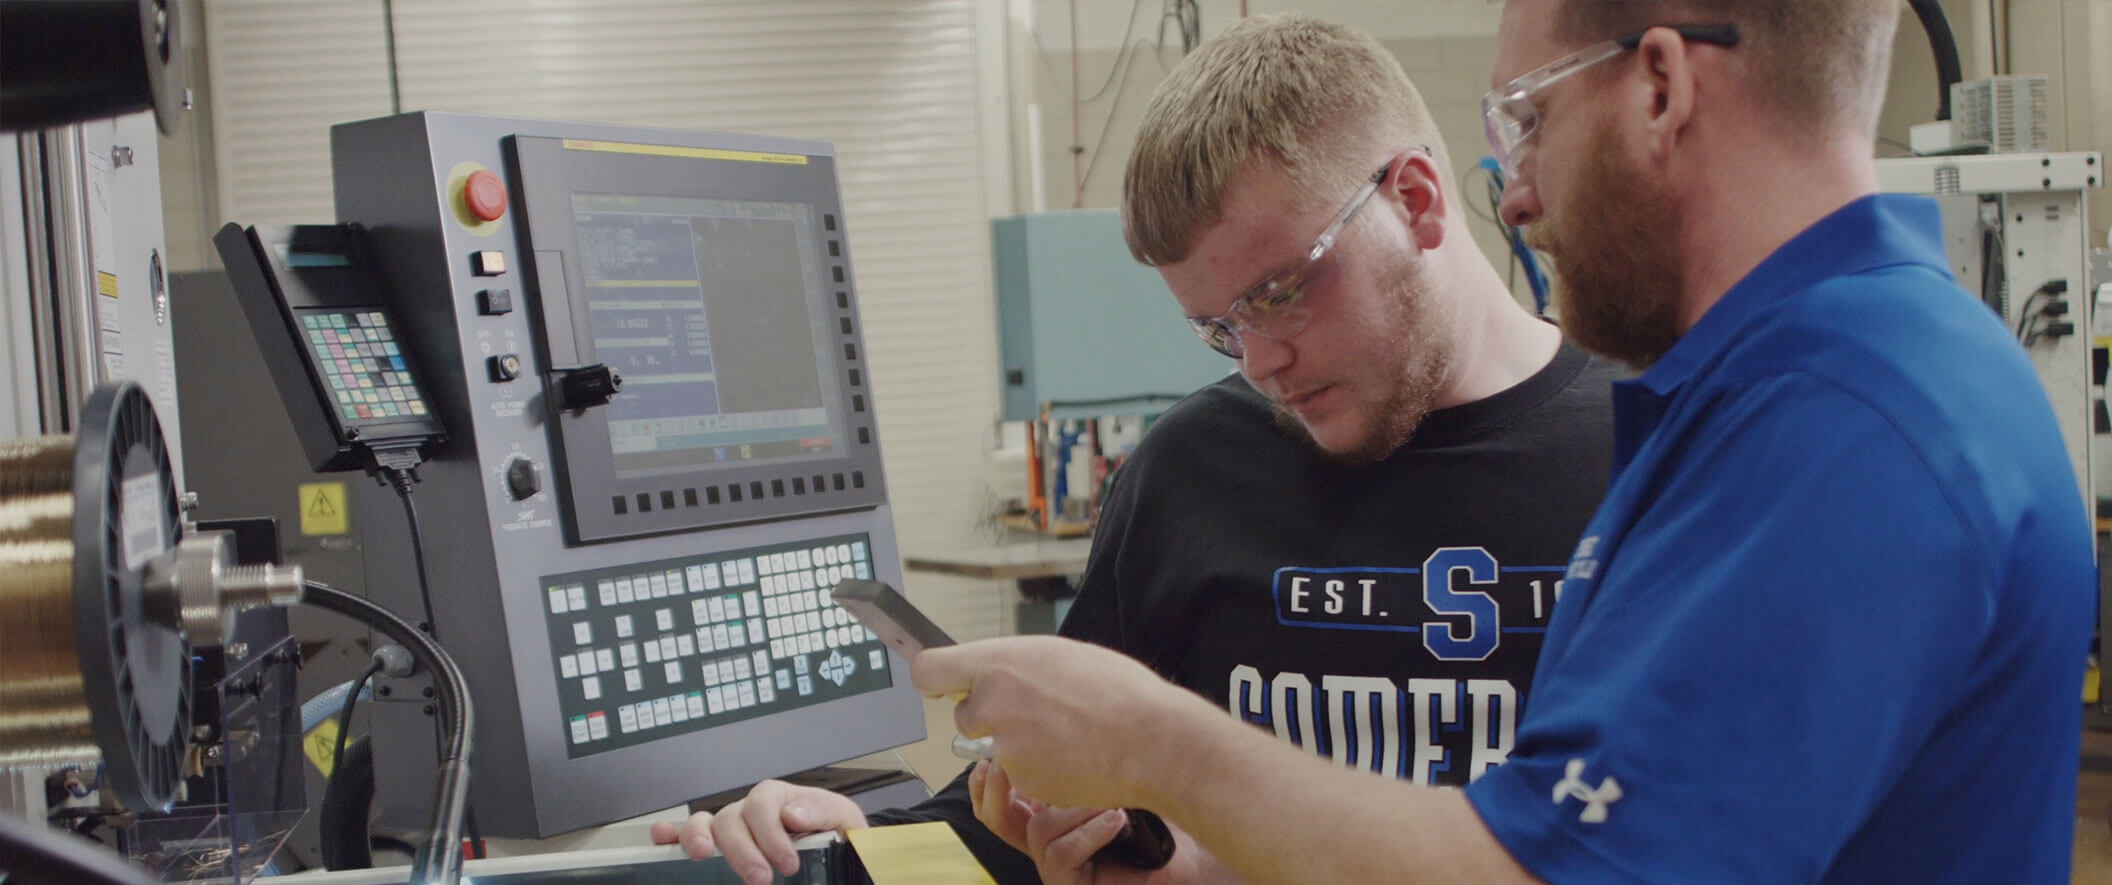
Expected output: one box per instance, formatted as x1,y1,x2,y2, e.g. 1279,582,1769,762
656,13,1620,883
917,0,2094,881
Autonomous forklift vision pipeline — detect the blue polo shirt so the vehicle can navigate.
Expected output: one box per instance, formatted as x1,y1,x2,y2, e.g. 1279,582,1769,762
1464,194,2093,882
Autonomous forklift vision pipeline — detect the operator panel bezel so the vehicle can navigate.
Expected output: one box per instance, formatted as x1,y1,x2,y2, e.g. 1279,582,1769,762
506,135,887,544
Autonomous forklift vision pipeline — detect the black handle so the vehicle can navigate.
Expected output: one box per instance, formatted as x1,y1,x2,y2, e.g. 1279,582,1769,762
1093,808,1175,870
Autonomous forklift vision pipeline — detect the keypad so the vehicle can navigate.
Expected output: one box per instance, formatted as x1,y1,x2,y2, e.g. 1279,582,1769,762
544,533,892,759
299,310,429,423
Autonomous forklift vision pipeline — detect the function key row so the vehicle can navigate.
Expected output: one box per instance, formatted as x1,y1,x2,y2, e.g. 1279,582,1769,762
545,541,870,617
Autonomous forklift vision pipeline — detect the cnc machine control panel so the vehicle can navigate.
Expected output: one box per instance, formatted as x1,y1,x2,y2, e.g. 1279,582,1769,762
329,112,923,838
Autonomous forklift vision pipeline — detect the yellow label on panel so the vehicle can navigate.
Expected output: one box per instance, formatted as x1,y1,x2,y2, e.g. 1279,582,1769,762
305,718,342,777
300,482,349,536
96,271,119,297
559,139,809,165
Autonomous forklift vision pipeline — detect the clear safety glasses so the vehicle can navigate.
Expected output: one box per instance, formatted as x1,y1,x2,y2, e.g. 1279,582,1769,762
1481,23,1740,181
1187,161,1393,359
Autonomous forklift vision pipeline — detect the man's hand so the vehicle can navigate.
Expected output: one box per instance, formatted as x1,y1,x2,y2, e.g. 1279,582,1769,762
967,758,1043,855
646,780,867,885
970,758,1230,884
913,635,1206,810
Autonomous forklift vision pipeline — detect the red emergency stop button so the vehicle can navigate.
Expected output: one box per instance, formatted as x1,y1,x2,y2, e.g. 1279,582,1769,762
463,169,508,222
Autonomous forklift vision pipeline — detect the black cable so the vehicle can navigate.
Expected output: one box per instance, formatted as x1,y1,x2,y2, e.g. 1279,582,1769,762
2014,281,2070,347
332,656,387,799
301,581,473,885
1075,38,1162,200
1158,0,1201,54
1081,0,1148,105
1982,224,2009,318
1044,393,1192,410
375,460,485,857
1908,0,1963,121
319,736,378,871
2014,289,2047,339
0,810,154,885
377,464,488,857
381,0,402,115
380,467,441,642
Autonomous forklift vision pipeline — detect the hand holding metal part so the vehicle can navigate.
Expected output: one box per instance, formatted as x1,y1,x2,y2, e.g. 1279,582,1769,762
829,579,1174,872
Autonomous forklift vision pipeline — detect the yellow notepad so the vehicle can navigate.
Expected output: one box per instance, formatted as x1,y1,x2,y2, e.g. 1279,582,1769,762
845,821,996,885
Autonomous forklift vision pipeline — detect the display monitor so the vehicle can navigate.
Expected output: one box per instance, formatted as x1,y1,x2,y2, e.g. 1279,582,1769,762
570,192,845,479
508,135,889,544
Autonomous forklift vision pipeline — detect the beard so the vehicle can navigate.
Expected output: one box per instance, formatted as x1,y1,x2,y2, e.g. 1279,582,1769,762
1530,121,1685,370
1268,244,1451,468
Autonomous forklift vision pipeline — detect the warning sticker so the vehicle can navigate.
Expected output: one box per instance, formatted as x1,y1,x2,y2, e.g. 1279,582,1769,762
305,718,342,777
299,482,348,536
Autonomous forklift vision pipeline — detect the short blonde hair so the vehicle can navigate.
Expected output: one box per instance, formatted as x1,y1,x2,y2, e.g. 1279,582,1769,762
1120,14,1450,266
1553,0,1898,135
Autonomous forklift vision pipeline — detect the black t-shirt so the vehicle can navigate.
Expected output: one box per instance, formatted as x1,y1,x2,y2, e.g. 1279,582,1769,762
871,342,1619,881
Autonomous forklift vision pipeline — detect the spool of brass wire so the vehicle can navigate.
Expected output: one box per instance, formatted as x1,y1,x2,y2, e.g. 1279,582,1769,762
0,383,189,812
0,437,98,767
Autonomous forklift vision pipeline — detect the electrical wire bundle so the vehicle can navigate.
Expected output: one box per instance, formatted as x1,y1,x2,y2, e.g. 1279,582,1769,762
2014,280,2074,348
1467,157,1551,315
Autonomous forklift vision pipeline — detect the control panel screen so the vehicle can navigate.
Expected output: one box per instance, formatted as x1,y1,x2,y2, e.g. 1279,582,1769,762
294,308,433,426
541,532,890,758
572,193,845,480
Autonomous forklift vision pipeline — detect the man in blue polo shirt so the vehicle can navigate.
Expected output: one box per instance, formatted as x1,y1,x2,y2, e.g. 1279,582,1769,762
911,1,2094,881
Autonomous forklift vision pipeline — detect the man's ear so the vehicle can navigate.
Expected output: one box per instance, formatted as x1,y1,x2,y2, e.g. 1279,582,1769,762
1634,26,1698,165
1389,148,1448,251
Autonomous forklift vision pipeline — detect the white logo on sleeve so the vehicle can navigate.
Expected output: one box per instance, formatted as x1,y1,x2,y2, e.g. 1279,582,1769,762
1552,758,1622,823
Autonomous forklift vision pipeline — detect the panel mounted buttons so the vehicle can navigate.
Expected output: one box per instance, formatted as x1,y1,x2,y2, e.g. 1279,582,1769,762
478,288,513,316
489,352,522,382
463,169,509,222
472,251,507,276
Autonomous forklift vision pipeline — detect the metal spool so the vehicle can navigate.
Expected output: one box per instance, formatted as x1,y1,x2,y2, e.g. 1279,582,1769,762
0,383,189,811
